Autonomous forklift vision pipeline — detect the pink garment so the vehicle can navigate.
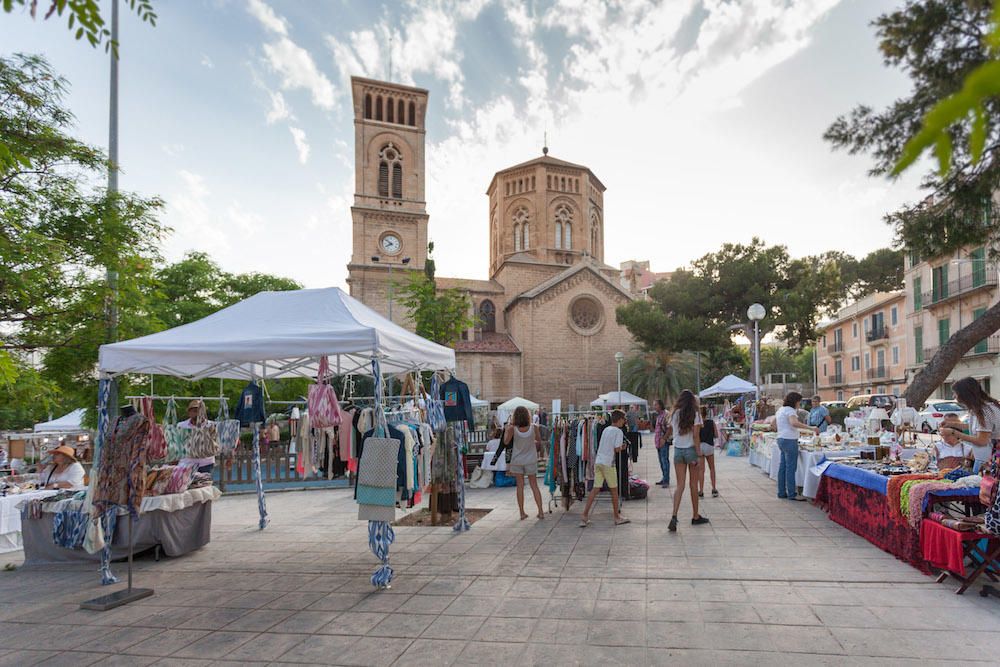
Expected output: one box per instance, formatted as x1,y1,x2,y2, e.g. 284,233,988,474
908,481,955,528
341,409,357,473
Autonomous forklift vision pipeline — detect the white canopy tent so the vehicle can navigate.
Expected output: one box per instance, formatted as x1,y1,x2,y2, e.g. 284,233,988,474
98,287,455,379
470,396,489,408
496,397,539,425
33,409,87,433
699,374,756,398
591,391,648,407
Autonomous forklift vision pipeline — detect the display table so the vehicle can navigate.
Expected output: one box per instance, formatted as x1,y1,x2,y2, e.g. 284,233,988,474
0,489,59,553
921,519,1000,594
20,486,219,565
815,464,981,574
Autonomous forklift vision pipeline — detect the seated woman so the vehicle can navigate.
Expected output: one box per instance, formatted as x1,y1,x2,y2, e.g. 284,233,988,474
934,416,973,470
36,445,86,490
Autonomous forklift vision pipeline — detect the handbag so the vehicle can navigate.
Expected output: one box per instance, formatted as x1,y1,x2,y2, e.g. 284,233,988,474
216,398,241,455
980,458,999,507
186,401,221,459
427,374,446,431
141,396,167,463
308,356,342,429
162,398,190,462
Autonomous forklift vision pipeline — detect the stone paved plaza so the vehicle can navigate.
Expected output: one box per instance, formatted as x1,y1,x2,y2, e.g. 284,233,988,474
2,446,999,666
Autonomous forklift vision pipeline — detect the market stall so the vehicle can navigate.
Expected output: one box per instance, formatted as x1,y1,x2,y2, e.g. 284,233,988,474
0,481,58,553
89,287,457,591
33,409,87,433
496,397,538,425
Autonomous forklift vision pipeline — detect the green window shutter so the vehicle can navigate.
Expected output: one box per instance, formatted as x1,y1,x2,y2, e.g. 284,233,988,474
941,263,949,298
913,276,922,311
971,247,986,287
938,318,950,346
915,327,923,363
974,307,988,353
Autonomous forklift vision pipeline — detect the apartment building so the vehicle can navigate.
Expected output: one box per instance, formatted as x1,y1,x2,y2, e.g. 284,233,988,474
816,291,908,402
904,245,999,399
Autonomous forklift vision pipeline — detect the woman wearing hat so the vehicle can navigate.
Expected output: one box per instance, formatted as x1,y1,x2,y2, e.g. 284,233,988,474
179,399,216,473
37,445,86,490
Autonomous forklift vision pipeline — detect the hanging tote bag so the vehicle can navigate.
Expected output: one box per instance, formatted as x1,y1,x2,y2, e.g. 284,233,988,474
980,458,999,507
216,398,241,456
427,374,447,431
162,398,190,462
308,355,342,429
142,396,168,463
186,401,221,459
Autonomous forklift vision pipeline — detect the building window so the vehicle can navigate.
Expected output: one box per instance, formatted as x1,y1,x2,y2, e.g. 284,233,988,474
853,322,858,338
932,264,949,301
974,307,988,353
569,295,604,335
554,222,562,249
892,346,899,365
823,363,827,376
364,94,372,119
378,143,403,199
940,381,953,400
864,352,870,370
397,99,405,124
531,176,535,190
971,246,987,286
554,203,573,251
523,222,530,250
513,223,521,252
915,326,923,363
478,300,496,333
851,356,860,372
386,97,394,123
512,206,530,253
546,175,551,189
909,249,920,268
913,276,922,311
375,95,383,121
837,390,844,401
891,306,898,326
408,101,416,126
938,317,950,346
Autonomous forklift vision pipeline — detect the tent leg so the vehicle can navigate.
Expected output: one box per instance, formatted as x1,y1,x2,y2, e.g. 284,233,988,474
251,423,269,530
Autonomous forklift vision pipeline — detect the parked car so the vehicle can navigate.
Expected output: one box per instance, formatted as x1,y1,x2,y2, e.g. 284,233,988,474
845,394,897,413
916,401,968,433
822,401,847,410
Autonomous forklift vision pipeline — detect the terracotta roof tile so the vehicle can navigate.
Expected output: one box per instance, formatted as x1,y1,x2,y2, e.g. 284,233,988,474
454,332,521,354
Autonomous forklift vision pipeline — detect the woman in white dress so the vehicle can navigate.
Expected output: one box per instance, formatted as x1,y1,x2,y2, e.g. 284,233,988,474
36,445,85,490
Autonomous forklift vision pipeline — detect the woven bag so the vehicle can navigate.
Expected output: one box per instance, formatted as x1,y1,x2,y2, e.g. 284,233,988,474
216,398,241,455
308,355,342,429
427,374,446,431
162,398,190,462
186,401,220,459
142,396,167,463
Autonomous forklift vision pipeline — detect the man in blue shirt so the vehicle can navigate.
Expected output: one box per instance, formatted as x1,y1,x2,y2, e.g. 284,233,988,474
808,395,831,433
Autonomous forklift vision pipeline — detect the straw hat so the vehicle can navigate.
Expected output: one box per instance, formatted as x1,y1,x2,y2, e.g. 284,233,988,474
187,399,204,411
51,445,77,461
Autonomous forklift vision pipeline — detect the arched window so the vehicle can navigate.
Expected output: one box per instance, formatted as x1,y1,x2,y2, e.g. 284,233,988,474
554,222,562,249
397,99,405,124
590,209,600,253
478,300,496,332
386,97,394,123
364,94,372,119
531,176,535,190
554,203,574,250
514,223,521,252
378,143,403,199
408,101,416,126
523,222,530,250
378,162,389,197
512,206,530,252
375,96,383,121
392,163,402,198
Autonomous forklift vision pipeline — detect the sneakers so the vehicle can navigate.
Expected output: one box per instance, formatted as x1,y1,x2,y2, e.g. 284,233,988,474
791,496,808,502
691,516,710,526
712,489,719,498
668,516,678,532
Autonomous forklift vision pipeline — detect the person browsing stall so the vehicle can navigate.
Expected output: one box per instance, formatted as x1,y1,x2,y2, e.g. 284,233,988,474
579,409,630,527
940,377,1000,466
653,399,671,487
498,406,545,520
808,396,832,434
934,414,974,469
667,391,709,531
178,399,216,474
775,392,818,501
37,445,85,490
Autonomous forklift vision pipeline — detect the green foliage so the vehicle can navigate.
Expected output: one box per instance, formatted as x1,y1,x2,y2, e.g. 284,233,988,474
397,271,474,346
2,0,157,54
843,248,906,297
700,346,751,389
616,238,844,356
825,0,1000,258
620,348,697,404
0,351,60,429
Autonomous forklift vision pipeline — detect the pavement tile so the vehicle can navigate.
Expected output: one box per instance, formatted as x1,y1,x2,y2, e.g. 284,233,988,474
222,632,304,662
170,630,257,659
272,633,357,663
394,639,466,667
365,612,434,638
421,614,486,640
121,629,211,657
456,640,525,665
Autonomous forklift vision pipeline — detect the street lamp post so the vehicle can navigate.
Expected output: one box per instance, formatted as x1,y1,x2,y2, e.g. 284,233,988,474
371,256,411,323
747,303,766,401
615,351,625,403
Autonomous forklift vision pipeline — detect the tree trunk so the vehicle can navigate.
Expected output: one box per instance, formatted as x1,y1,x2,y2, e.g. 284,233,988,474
904,300,1000,407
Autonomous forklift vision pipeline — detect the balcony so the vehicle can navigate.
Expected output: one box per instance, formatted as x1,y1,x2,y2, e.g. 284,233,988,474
827,341,844,355
865,326,889,344
966,335,1000,358
829,374,845,386
921,268,998,310
865,366,888,380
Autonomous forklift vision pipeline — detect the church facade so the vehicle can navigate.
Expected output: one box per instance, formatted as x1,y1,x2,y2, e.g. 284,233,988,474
346,76,635,409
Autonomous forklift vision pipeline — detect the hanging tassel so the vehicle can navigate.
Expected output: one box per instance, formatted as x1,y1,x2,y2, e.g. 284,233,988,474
453,422,470,532
368,520,395,588
98,508,119,585
252,423,269,530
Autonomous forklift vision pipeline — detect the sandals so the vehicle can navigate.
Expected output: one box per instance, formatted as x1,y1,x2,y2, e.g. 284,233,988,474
668,516,678,532
579,517,590,528
698,491,704,498
615,517,631,525
712,489,719,498
691,516,710,525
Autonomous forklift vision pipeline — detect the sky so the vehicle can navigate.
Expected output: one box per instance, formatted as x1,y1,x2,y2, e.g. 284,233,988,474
0,0,926,288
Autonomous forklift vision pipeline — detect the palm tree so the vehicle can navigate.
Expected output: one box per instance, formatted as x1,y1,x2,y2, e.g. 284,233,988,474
621,348,698,405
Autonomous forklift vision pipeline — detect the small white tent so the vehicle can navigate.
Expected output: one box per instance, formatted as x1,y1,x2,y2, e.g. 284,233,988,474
591,391,648,407
699,374,756,398
33,409,87,433
496,397,539,425
98,287,455,379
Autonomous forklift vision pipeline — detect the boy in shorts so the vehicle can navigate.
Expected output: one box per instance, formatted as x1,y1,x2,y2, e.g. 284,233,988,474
579,410,631,527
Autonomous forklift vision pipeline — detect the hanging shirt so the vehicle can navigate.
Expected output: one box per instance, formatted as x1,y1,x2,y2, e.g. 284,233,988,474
440,376,474,428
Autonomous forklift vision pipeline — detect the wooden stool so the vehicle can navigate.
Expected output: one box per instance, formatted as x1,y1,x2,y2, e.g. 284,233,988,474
922,519,1000,594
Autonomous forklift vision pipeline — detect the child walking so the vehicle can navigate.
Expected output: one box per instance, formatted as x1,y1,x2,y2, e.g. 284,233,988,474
579,410,631,527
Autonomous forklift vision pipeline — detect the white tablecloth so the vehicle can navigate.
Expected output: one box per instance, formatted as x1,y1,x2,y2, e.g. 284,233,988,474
36,486,221,515
0,490,59,554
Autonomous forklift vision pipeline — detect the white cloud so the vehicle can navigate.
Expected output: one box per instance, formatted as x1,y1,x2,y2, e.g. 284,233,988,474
164,170,230,261
161,142,184,157
262,38,336,110
246,0,287,36
289,126,310,164
200,54,214,69
266,90,292,124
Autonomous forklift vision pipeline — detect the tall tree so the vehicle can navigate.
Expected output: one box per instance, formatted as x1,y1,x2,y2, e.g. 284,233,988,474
397,244,475,346
825,0,1000,406
620,348,697,404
